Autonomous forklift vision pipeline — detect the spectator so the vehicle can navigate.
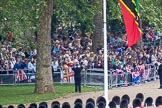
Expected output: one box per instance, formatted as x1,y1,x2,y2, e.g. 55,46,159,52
28,57,36,73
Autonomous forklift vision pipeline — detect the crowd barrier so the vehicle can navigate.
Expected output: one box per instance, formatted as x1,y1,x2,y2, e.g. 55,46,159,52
0,69,63,85
0,64,158,88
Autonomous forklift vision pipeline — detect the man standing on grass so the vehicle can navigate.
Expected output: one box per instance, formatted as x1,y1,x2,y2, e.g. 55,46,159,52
72,60,83,93
158,59,162,89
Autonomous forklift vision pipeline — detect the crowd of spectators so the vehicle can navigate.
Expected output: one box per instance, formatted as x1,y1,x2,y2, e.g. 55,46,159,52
0,23,161,83
51,24,162,75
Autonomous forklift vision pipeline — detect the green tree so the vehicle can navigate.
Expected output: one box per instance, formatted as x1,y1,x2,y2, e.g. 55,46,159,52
35,0,54,93
0,0,54,93
54,0,101,34
140,0,162,30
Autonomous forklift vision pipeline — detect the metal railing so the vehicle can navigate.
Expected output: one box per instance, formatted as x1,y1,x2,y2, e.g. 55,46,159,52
83,64,158,88
0,64,158,88
0,68,62,85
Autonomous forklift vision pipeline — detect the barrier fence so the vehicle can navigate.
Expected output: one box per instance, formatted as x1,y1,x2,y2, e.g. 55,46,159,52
0,64,158,88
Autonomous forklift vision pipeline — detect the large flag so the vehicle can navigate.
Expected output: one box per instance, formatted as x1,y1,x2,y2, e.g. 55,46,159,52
119,0,142,47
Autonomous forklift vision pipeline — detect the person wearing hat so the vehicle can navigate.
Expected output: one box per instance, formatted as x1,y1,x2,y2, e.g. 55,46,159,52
120,99,128,108
155,96,162,108
62,102,71,108
144,97,153,108
96,96,106,108
132,98,142,108
158,59,162,89
51,101,60,108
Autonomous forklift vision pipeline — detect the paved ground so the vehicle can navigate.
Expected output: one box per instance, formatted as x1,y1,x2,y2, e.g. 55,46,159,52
9,80,162,108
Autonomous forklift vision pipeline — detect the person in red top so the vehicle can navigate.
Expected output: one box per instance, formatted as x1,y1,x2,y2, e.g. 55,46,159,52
8,31,13,42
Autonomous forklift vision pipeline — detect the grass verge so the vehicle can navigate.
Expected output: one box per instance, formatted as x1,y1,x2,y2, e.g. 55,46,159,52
0,84,101,105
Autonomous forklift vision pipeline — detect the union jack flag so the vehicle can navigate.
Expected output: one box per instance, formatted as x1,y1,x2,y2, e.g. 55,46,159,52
132,71,140,83
15,70,27,82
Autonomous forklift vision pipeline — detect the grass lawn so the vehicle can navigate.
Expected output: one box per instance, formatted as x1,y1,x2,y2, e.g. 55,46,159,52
0,84,101,105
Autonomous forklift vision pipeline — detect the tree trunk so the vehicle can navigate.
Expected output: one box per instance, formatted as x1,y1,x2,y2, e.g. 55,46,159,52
91,12,103,52
34,0,54,93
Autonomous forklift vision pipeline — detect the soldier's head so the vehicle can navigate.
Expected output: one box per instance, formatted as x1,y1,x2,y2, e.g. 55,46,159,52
86,102,95,108
132,98,142,108
74,98,82,108
62,102,70,108
74,102,82,108
135,93,144,102
51,101,60,108
155,96,162,108
96,96,106,108
39,102,48,108
74,98,82,105
17,104,25,108
144,97,153,107
86,98,95,106
112,96,120,105
121,94,130,104
109,101,116,108
120,99,128,108
29,103,37,108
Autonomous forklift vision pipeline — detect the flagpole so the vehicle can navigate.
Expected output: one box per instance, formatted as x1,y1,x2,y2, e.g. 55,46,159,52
103,0,108,107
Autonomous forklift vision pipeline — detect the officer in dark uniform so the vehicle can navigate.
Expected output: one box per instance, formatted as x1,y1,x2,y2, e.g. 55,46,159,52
72,61,83,93
158,59,162,89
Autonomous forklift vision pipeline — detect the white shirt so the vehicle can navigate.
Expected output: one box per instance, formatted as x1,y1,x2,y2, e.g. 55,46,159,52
28,62,36,72
52,61,59,71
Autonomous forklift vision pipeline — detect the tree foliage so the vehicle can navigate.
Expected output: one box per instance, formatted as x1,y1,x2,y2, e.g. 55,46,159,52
107,0,124,32
1,0,161,40
0,0,54,93
54,0,101,34
0,0,38,36
140,0,162,30
106,0,162,31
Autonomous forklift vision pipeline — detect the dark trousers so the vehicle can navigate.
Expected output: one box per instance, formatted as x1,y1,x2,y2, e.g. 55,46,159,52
74,76,81,93
159,75,162,88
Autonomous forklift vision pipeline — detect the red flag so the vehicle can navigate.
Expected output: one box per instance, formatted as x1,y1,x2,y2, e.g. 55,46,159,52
119,0,142,47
